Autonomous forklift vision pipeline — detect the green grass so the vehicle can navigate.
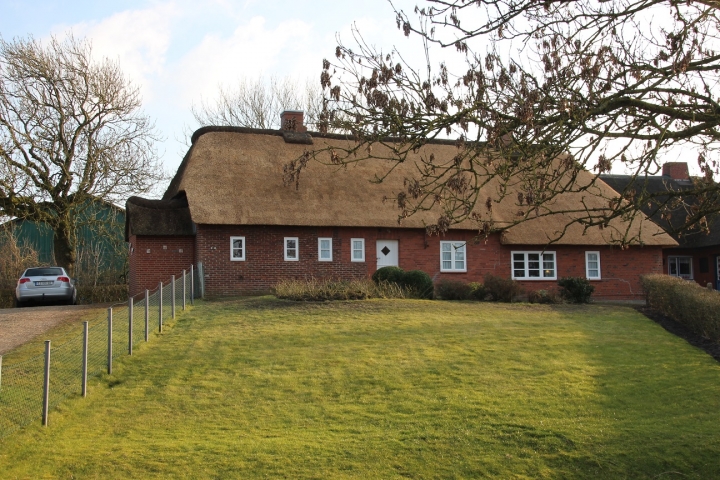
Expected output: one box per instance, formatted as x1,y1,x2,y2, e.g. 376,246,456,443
1,297,719,479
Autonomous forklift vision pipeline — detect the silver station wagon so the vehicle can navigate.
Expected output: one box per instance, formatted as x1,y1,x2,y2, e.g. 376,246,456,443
15,267,77,307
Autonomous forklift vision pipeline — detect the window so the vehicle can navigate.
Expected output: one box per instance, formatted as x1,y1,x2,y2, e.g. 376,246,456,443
668,256,693,279
585,251,600,279
440,241,467,272
351,238,365,262
512,251,556,280
318,237,332,261
284,237,299,261
230,236,245,261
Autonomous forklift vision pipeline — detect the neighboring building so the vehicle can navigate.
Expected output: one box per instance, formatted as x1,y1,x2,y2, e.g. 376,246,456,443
0,198,127,284
126,112,676,300
602,163,720,289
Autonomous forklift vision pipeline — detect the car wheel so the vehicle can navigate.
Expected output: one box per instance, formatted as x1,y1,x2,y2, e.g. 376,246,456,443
14,298,24,308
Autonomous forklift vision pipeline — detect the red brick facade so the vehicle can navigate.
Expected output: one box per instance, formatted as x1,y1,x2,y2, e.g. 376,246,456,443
129,224,666,300
662,246,720,290
128,234,195,296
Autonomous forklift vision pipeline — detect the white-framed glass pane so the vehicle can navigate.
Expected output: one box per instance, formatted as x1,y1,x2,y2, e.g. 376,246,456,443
232,240,243,257
319,238,332,260
528,253,540,277
586,252,599,278
285,238,298,260
455,244,465,270
441,241,466,271
542,253,555,277
230,236,245,261
351,238,364,261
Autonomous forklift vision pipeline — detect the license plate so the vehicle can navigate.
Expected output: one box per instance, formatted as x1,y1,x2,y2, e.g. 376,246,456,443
35,281,53,286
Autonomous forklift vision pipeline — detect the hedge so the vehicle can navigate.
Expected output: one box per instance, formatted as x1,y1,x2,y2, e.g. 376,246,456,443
641,274,720,343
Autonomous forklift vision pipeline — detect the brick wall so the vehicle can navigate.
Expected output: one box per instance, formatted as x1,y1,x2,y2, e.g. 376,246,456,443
128,234,195,296
662,246,720,289
193,225,664,300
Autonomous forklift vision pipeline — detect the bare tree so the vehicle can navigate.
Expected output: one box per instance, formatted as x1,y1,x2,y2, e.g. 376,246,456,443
192,76,325,130
0,34,164,275
308,0,720,244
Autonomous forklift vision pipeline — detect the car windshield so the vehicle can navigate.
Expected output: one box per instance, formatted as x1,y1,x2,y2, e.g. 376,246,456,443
25,268,64,277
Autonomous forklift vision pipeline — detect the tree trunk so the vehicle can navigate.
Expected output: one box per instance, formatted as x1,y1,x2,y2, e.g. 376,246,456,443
53,216,77,277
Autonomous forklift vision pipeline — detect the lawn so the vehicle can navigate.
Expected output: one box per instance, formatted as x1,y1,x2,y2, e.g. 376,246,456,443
0,297,719,478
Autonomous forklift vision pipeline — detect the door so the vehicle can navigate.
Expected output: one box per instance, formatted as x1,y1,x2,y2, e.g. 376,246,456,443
376,240,399,270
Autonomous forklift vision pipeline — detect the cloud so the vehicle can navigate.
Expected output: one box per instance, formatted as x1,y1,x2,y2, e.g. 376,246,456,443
55,2,179,101
171,16,315,106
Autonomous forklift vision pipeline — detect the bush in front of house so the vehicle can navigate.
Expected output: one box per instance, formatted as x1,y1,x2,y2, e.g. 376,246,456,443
371,266,405,285
557,277,595,304
275,278,408,301
399,270,434,299
77,284,129,304
641,274,720,342
434,280,473,300
528,289,562,304
483,274,523,302
468,282,488,301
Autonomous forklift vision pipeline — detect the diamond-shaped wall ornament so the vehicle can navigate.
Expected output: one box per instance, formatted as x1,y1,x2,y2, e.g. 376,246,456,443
381,246,391,256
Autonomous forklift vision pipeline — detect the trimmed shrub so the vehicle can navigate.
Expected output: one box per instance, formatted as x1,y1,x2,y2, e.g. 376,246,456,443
0,289,14,308
274,278,408,301
77,284,129,305
468,282,488,301
371,266,405,285
528,289,562,304
435,280,473,300
483,274,523,302
558,277,595,303
400,270,434,299
641,274,720,342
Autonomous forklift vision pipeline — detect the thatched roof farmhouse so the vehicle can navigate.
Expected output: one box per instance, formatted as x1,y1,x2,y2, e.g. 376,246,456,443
126,111,676,299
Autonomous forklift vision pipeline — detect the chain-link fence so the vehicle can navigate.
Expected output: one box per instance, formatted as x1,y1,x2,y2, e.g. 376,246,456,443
0,267,195,439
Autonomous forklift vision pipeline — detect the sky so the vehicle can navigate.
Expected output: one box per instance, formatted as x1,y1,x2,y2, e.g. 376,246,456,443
0,0,428,194
0,0,702,196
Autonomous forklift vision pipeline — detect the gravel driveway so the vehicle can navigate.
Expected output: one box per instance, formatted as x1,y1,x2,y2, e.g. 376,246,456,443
0,305,105,355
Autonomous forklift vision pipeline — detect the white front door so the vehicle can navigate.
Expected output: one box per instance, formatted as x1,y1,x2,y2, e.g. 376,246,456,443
376,240,399,269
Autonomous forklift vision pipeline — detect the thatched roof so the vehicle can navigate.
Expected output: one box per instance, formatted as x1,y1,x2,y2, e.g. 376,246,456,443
602,174,720,248
125,193,194,240
162,128,676,247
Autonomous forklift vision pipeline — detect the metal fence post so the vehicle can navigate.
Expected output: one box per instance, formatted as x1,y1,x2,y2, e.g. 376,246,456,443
144,289,149,342
182,269,186,311
190,264,194,305
82,322,88,397
107,308,113,375
171,275,176,319
128,296,134,355
159,282,163,333
42,340,51,426
197,262,205,298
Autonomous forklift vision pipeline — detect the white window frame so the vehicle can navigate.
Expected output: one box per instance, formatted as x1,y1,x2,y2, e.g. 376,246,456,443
440,241,467,272
284,237,299,261
318,237,333,262
585,251,601,280
351,238,365,262
511,251,557,280
668,256,693,280
230,236,245,261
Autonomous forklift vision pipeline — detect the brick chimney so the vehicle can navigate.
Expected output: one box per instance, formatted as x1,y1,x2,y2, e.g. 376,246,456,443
662,162,690,180
280,110,307,133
